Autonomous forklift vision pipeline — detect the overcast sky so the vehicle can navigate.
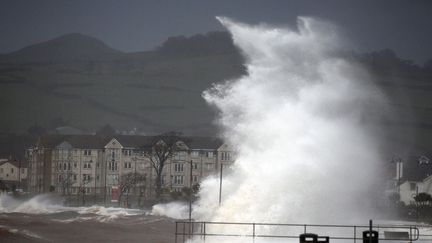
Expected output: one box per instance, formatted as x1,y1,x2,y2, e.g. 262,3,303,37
0,0,431,63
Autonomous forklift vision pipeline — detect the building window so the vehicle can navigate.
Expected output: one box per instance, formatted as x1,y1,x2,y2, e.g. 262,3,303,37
221,152,231,161
174,163,184,172
191,151,199,157
193,175,198,183
207,151,213,158
123,150,132,156
84,150,92,156
410,182,417,191
194,163,198,170
83,174,91,181
174,151,186,161
111,151,115,159
11,168,14,173
109,162,117,171
74,174,77,181
174,175,184,185
206,163,213,170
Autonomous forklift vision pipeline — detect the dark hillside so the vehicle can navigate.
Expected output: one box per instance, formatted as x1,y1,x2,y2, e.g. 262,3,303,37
157,31,239,58
0,33,123,63
0,32,244,135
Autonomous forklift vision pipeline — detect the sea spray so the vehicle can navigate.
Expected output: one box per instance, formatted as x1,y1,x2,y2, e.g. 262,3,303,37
0,194,147,222
152,201,190,219
0,193,67,214
179,16,390,242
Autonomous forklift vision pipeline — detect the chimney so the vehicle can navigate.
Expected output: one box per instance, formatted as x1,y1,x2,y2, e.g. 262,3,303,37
396,161,403,181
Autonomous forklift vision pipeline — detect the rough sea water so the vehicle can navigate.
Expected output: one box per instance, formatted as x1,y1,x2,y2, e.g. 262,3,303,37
0,194,175,243
154,16,397,243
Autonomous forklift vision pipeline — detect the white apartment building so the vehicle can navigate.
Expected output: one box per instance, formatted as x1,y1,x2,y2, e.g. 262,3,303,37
27,135,234,204
386,156,432,205
0,159,28,191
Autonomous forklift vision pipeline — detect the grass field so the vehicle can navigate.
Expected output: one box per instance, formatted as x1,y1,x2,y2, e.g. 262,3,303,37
0,52,244,135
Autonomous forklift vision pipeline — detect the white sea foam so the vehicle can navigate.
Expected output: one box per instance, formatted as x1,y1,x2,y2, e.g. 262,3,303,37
152,201,189,219
21,229,45,240
154,16,392,242
0,224,44,241
0,193,147,222
197,15,388,224
77,205,146,222
0,193,68,214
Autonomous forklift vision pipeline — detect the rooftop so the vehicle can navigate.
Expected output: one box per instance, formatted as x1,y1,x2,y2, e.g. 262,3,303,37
35,134,224,151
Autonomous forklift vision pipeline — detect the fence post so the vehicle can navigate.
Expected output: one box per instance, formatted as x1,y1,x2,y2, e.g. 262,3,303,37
200,222,203,240
253,223,256,239
410,226,412,243
354,226,356,243
175,222,177,243
183,221,186,243
203,222,206,241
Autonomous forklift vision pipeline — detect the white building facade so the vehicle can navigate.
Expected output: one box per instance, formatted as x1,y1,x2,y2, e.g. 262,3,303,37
27,135,234,205
0,159,28,191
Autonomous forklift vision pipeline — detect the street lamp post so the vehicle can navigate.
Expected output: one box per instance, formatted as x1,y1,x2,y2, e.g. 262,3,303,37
104,156,107,207
391,156,403,194
219,163,223,205
91,159,96,204
416,186,419,222
189,160,193,223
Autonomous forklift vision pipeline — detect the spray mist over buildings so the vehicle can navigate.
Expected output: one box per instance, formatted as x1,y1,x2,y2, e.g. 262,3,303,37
191,16,390,228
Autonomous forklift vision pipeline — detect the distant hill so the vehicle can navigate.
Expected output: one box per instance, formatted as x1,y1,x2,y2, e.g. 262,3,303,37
0,31,432,157
157,31,239,57
0,31,244,136
0,33,123,63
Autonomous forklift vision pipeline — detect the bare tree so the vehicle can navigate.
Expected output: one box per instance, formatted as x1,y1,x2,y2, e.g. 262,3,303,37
77,175,92,206
142,132,183,198
414,192,432,206
118,172,146,207
58,171,75,196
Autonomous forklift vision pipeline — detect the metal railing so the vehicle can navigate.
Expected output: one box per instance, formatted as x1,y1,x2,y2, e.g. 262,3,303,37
175,220,432,242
